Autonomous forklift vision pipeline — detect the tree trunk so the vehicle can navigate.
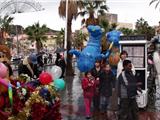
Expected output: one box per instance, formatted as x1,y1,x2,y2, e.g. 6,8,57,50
65,19,74,76
36,40,42,53
0,31,5,45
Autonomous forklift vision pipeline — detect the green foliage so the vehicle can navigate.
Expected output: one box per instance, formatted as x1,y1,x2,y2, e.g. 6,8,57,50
78,0,108,26
118,28,134,35
99,19,110,33
0,15,14,44
53,28,64,47
135,17,155,40
0,15,14,34
73,30,88,48
24,22,49,52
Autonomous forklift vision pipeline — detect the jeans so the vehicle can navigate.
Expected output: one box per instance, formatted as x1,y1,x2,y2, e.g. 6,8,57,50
100,96,110,112
93,95,100,111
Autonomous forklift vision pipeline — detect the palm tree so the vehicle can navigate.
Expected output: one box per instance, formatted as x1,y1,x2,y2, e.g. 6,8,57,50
59,0,81,75
135,18,155,40
99,19,110,52
53,28,65,48
25,22,49,52
150,0,160,9
0,15,14,44
73,30,87,49
78,0,108,27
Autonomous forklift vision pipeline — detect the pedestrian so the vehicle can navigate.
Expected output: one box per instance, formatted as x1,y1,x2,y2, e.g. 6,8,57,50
55,53,66,78
18,53,39,78
48,53,53,64
117,59,139,120
117,50,135,78
91,60,103,114
81,71,96,119
99,63,116,120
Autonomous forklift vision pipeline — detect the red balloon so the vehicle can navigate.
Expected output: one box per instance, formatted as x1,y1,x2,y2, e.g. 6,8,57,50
39,72,52,85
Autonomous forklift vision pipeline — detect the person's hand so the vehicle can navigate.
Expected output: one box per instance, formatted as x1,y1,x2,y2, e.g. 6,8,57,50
88,83,92,86
96,77,99,81
137,82,142,86
137,87,142,93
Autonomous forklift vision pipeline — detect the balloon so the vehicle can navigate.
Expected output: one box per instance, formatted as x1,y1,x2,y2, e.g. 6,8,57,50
54,78,65,91
0,96,4,108
0,63,8,78
49,65,62,79
0,78,10,93
109,52,120,66
39,72,52,85
8,82,13,106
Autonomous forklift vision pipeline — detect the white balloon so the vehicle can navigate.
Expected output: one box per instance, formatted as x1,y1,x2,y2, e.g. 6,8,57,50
48,65,62,80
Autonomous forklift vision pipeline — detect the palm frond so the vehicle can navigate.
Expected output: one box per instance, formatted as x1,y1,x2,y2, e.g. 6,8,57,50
100,5,109,11
155,0,160,8
149,0,158,5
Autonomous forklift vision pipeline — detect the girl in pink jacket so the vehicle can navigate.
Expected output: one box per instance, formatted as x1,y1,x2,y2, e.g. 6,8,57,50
82,71,96,119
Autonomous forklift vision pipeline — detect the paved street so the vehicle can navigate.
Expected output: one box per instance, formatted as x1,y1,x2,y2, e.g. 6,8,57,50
58,66,160,120
13,65,160,120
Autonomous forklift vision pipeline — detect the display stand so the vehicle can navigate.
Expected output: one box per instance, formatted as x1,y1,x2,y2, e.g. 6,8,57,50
120,35,148,108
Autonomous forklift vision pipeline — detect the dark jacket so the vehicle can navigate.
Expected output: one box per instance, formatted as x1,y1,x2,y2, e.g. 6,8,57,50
55,57,66,78
99,70,115,97
118,71,137,98
91,67,103,95
18,58,39,78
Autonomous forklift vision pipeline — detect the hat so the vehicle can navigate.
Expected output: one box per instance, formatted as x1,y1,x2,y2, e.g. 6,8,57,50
29,53,37,64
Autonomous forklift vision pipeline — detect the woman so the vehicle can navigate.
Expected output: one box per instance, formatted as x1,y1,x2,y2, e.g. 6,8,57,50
117,50,135,78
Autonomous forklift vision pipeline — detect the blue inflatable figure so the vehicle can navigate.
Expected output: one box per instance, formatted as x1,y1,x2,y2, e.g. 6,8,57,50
69,25,121,72
69,25,103,72
105,30,121,76
105,30,121,58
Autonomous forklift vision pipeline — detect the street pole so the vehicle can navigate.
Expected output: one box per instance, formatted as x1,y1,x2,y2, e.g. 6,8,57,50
64,0,68,61
15,0,19,55
64,0,68,49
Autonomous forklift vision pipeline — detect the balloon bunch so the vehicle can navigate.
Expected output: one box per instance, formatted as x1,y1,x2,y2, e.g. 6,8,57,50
6,65,66,120
45,65,66,91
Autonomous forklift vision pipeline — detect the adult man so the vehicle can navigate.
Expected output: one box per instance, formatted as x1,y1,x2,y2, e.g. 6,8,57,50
117,59,139,120
117,50,135,78
18,53,39,78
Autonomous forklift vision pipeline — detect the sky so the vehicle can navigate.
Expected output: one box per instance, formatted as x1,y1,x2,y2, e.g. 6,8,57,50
1,0,160,31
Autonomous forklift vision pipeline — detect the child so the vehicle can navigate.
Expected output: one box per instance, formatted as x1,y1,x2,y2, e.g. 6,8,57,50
81,71,96,119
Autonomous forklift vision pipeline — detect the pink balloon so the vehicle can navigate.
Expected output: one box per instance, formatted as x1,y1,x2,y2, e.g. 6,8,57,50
0,63,8,78
0,78,9,87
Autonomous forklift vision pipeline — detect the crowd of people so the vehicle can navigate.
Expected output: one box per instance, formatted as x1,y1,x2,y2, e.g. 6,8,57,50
0,43,158,120
81,50,142,120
